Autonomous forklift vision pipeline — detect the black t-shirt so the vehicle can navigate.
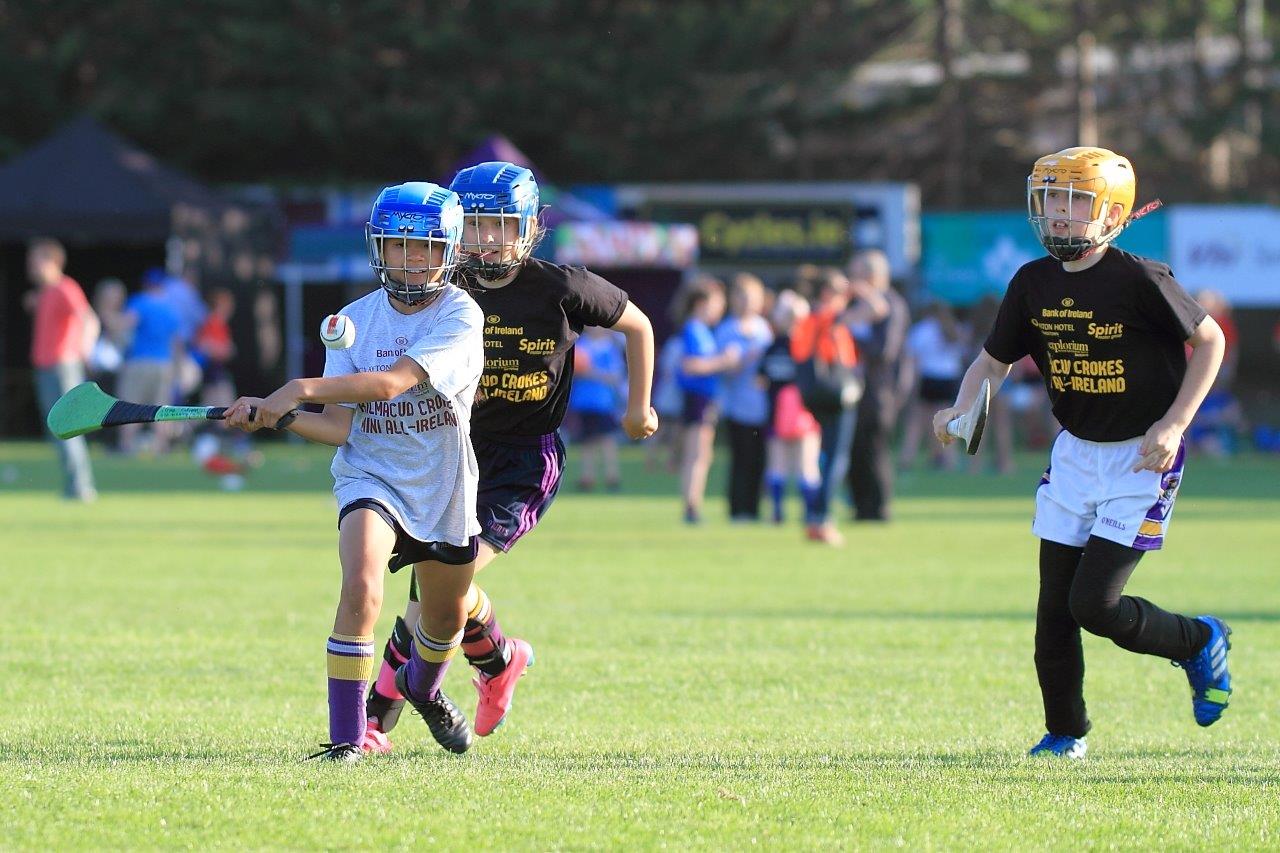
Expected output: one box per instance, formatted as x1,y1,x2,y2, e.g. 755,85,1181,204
469,258,629,436
983,248,1206,442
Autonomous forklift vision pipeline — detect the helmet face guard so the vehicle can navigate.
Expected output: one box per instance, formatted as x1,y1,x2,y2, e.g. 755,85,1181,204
1027,177,1124,262
449,162,541,283
459,210,539,281
366,183,463,305
366,227,461,305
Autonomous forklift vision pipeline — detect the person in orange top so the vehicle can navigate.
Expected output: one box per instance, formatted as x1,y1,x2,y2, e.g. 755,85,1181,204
788,268,860,545
27,238,99,500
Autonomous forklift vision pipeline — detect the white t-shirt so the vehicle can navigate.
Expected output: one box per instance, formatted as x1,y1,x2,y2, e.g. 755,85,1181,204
906,317,968,381
323,285,484,545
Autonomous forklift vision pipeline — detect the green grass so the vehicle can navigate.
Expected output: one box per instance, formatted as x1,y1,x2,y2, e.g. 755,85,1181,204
1,439,1278,849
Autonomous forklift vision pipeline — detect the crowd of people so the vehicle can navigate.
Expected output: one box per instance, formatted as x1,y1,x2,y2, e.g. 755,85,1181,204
26,235,1258,514
643,254,1256,546
24,239,269,497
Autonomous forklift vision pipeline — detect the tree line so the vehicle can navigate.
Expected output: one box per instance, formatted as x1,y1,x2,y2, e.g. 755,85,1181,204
2,0,1274,207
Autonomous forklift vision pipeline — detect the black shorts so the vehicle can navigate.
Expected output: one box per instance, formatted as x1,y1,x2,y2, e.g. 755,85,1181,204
681,391,717,426
338,498,479,572
473,431,565,554
919,377,961,404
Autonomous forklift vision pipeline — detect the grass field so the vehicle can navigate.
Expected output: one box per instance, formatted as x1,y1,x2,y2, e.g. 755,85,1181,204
1,438,1278,849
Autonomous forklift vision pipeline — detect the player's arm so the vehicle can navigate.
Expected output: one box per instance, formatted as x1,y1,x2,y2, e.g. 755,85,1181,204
1134,314,1225,472
609,301,659,439
933,350,1012,444
842,279,890,326
226,402,354,446
78,303,101,361
225,356,428,429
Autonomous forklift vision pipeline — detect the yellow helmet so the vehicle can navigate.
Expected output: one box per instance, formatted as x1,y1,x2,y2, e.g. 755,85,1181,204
1027,147,1136,261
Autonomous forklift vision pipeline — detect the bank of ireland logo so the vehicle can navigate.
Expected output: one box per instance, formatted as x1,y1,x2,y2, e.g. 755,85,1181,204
487,315,501,324
1061,298,1075,307
395,336,409,347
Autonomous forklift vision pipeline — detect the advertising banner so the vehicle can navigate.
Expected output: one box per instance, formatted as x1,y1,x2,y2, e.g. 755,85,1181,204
1168,206,1280,306
554,222,698,268
612,182,919,278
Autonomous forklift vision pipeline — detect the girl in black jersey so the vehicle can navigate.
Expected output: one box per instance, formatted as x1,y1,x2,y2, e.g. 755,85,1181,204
361,162,659,751
932,147,1233,759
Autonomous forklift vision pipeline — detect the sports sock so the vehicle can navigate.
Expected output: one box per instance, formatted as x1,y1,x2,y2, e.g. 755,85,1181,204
366,616,411,731
405,620,461,701
767,473,785,521
373,616,412,702
326,632,375,747
462,584,511,677
799,478,822,524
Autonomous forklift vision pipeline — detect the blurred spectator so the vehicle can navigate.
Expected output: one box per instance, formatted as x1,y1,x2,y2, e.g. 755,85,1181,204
1005,355,1059,451
647,333,685,474
253,288,283,388
675,275,738,524
26,238,99,501
759,290,822,526
195,287,237,407
1194,290,1238,388
716,273,774,521
162,269,208,346
568,326,627,491
845,249,907,520
191,287,249,484
1188,289,1243,457
790,268,858,545
963,295,1014,475
118,270,183,455
88,277,129,393
899,302,969,472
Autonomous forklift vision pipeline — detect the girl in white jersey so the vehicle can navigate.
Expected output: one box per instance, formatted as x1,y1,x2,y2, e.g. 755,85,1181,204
226,182,484,762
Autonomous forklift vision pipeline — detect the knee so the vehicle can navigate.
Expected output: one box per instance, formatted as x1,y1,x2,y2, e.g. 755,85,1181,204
339,575,383,620
418,599,466,638
1068,588,1120,637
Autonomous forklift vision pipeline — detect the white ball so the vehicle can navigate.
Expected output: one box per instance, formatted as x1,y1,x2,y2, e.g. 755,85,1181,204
320,314,356,349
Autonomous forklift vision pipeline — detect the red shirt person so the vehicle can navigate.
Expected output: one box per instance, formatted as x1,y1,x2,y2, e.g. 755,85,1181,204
27,238,98,500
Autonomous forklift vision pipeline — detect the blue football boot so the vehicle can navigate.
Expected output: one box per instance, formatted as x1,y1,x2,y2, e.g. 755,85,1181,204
1172,616,1232,727
1028,733,1087,759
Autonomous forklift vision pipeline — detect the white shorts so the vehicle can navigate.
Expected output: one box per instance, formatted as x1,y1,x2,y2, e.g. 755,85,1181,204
1032,430,1186,551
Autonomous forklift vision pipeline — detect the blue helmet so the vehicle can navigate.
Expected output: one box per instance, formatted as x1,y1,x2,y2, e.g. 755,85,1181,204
449,161,541,281
365,182,464,304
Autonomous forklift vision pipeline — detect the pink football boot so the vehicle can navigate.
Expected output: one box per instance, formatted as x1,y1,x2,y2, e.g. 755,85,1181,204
360,721,392,755
473,638,535,736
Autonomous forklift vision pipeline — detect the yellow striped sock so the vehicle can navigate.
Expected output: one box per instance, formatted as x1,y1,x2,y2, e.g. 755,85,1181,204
413,621,462,664
466,585,492,624
326,632,375,682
